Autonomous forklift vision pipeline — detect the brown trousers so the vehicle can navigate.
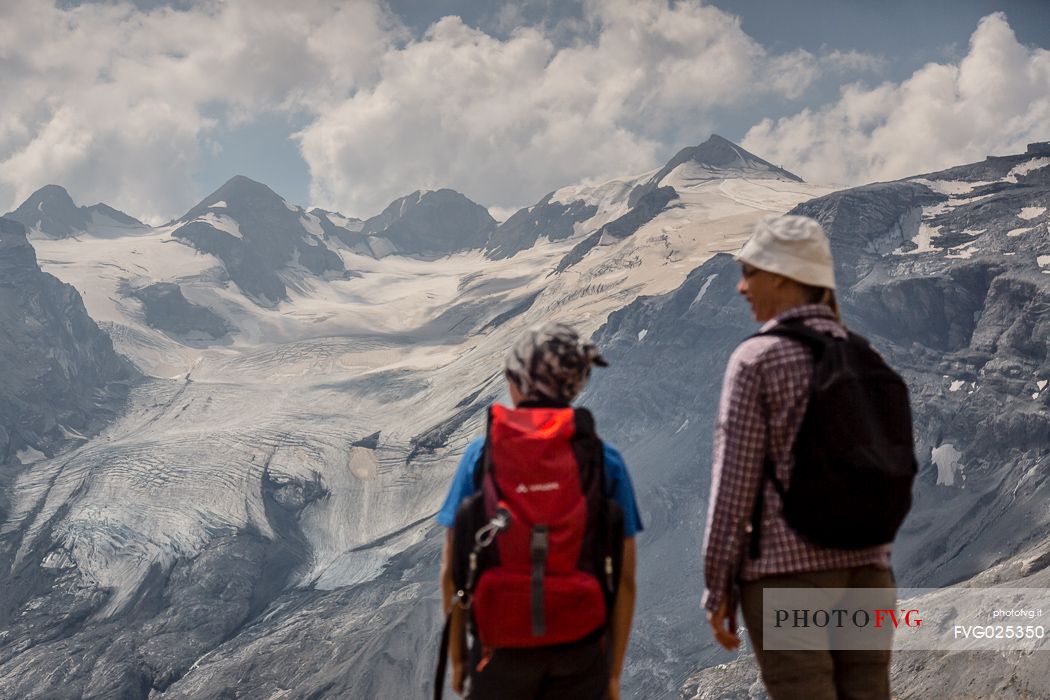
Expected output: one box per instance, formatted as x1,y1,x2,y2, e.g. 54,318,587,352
740,566,894,700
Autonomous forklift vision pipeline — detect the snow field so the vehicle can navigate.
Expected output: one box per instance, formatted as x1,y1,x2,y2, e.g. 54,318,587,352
20,172,831,603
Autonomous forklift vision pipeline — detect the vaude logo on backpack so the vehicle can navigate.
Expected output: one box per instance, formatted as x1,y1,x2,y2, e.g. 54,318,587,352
452,404,624,648
749,320,918,553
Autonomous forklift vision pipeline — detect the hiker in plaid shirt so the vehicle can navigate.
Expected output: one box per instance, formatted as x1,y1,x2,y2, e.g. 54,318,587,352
702,215,894,700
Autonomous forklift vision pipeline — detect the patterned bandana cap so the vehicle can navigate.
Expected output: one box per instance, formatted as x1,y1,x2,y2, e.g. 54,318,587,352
504,322,608,404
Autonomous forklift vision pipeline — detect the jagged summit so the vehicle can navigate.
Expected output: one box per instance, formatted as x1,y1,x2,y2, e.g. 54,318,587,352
177,175,290,223
172,175,345,305
23,184,80,211
4,184,144,238
628,134,802,207
675,134,800,178
667,133,801,180
363,189,490,230
14,185,89,237
359,188,496,256
309,207,361,225
213,174,280,200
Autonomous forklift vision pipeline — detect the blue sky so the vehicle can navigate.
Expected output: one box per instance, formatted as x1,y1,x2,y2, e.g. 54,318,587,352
5,1,1050,222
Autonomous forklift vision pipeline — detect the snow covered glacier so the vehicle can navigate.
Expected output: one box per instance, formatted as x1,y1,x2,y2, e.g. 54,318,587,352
1,136,1048,699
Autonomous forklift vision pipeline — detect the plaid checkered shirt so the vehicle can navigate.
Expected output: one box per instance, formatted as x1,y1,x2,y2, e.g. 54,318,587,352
701,304,892,613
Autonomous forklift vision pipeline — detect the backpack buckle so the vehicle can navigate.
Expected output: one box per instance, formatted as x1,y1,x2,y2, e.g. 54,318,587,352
453,588,473,610
475,507,511,548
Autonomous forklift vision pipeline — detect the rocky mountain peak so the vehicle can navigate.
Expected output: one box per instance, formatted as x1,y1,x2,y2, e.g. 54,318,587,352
365,189,491,227
4,185,144,238
214,174,281,201
5,184,90,238
360,188,496,256
664,133,802,181
172,175,345,306
26,184,78,210
627,134,802,207
178,175,290,222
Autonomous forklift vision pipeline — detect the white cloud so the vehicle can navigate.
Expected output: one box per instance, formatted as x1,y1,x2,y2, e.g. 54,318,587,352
298,0,855,216
742,13,1050,187
0,0,399,223
0,0,878,221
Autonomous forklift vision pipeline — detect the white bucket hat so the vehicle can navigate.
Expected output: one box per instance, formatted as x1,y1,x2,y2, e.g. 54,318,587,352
735,214,836,289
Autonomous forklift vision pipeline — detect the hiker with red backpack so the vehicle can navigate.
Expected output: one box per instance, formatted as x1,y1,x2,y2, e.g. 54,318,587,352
436,322,643,700
702,215,917,699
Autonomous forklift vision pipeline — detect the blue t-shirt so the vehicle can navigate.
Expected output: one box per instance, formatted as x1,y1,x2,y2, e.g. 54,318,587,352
436,436,644,537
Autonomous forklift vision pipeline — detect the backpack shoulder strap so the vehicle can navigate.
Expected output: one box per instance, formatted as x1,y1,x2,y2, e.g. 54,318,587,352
473,407,496,491
570,406,607,491
744,320,825,560
846,330,872,348
748,456,786,559
753,320,833,347
574,405,596,430
749,319,838,362
572,406,624,611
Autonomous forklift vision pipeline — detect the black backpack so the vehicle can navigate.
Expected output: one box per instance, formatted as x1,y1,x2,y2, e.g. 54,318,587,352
748,320,917,555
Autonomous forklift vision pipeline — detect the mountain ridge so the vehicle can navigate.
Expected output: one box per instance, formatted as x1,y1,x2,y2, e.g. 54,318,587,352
4,184,144,238
0,140,1047,698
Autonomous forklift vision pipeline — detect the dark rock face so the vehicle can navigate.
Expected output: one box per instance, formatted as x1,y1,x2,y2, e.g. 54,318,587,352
407,405,482,464
789,182,940,284
485,193,598,260
351,431,382,450
88,203,143,227
5,185,89,237
361,189,496,257
555,186,679,273
787,172,1050,593
554,230,603,274
309,207,365,249
850,262,1001,352
0,217,136,463
129,283,230,339
172,176,345,305
600,185,678,240
659,150,1050,697
173,220,287,303
5,185,144,238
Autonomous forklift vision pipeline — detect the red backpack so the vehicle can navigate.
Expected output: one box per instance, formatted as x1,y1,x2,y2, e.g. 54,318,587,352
434,407,621,696
453,405,621,650
435,404,625,697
